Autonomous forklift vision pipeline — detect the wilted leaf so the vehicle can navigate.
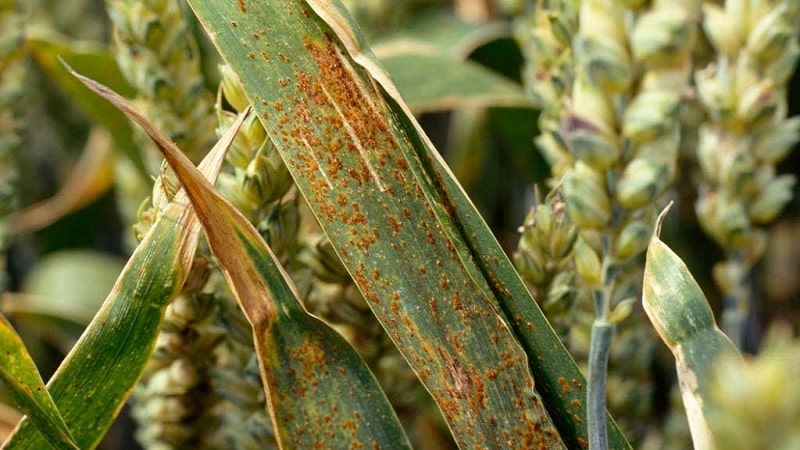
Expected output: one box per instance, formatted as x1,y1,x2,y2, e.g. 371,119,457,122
72,69,412,449
2,86,246,449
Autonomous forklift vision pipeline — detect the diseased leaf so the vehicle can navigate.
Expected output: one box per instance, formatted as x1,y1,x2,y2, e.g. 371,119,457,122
72,70,412,449
301,4,628,447
642,206,743,450
183,0,602,448
2,84,246,449
0,313,78,450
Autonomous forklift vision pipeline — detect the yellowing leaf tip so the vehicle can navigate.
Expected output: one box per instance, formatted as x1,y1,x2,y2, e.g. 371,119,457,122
654,200,674,238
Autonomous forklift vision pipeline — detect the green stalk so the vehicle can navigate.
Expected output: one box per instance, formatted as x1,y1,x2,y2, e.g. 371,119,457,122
587,321,614,450
586,237,618,450
519,1,700,445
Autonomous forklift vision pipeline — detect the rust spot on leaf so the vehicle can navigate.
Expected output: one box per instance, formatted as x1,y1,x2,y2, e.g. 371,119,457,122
558,377,571,394
284,339,329,399
426,231,436,245
237,0,246,13
428,298,439,319
387,216,401,235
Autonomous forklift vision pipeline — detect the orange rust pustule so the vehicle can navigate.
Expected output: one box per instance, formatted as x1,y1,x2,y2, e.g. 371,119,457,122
558,377,571,394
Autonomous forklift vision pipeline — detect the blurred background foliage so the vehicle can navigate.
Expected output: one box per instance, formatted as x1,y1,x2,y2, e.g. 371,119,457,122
1,0,799,449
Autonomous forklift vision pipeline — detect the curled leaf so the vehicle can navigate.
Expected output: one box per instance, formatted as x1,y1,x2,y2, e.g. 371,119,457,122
642,204,742,450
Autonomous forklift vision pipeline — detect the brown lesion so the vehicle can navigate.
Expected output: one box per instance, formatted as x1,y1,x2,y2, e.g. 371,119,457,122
294,36,404,191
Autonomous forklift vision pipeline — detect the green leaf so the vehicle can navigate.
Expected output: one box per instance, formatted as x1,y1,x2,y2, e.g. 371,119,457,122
27,34,147,178
368,8,529,113
380,52,532,112
642,206,743,450
1,251,126,355
72,71,412,449
2,91,246,449
185,0,621,447
0,313,78,450
15,250,126,326
372,7,511,57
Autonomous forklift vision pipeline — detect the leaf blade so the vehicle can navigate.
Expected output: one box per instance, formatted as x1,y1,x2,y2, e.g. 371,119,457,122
303,4,630,447
28,35,146,178
0,313,78,450
379,52,533,113
187,1,573,448
642,208,742,450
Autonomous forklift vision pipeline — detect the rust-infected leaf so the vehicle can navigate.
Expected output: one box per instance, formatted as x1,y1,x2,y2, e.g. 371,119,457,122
302,3,631,448
186,1,572,448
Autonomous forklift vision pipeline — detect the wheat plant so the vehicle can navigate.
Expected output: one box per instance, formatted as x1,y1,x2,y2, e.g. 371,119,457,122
1,1,799,450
